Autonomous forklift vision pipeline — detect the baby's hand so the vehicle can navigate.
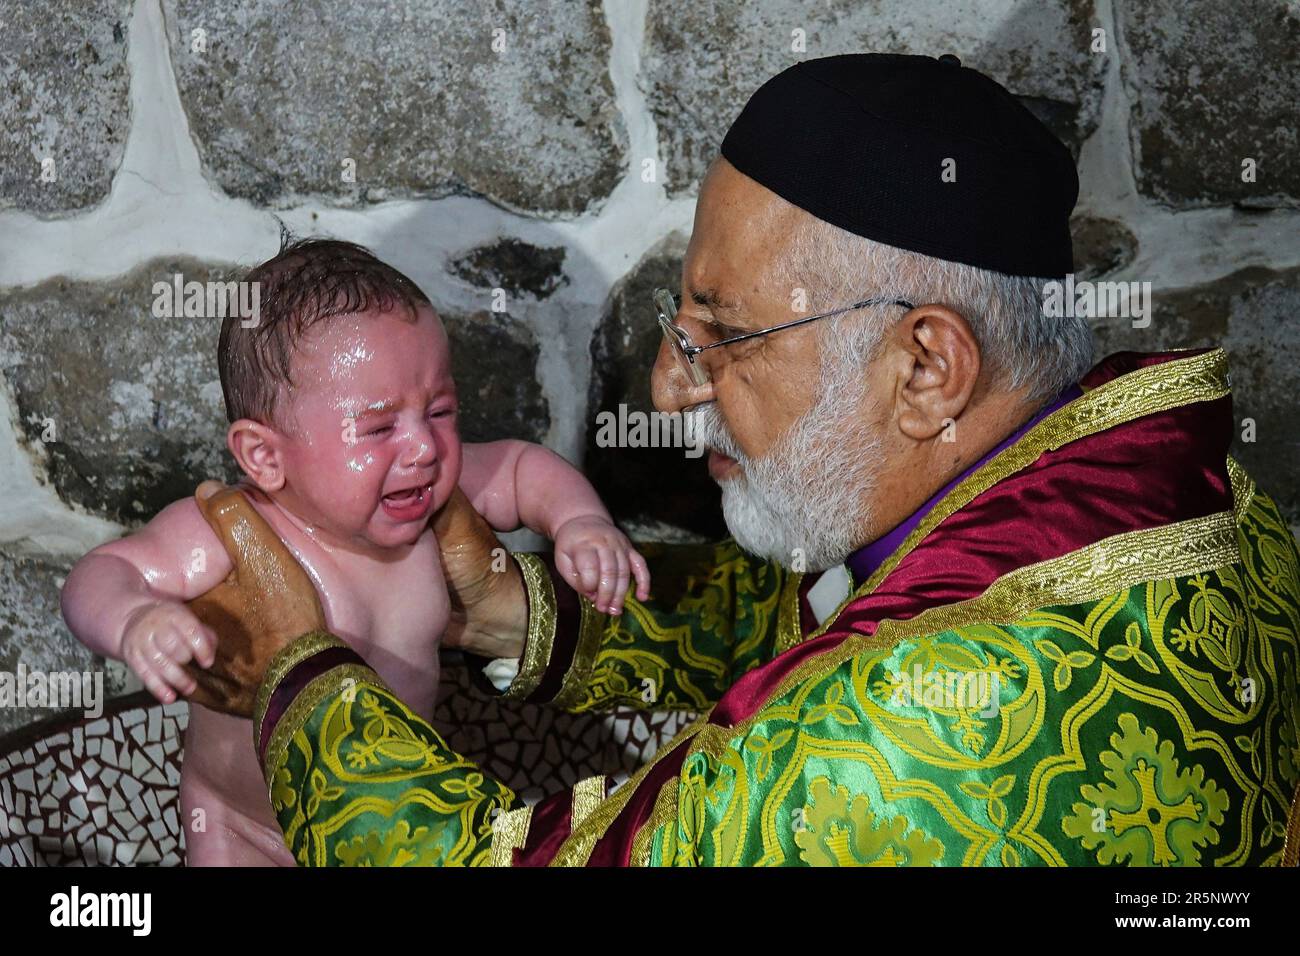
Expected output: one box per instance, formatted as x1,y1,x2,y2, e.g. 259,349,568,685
120,600,217,704
553,515,650,615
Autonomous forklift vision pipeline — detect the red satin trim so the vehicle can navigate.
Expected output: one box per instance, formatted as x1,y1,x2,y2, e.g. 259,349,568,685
585,349,1231,865
259,646,364,765
512,788,573,867
586,735,698,867
527,556,585,704
1080,349,1207,389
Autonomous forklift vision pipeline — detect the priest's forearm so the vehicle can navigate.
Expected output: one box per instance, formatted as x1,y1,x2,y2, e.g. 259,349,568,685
255,633,521,866
472,541,805,712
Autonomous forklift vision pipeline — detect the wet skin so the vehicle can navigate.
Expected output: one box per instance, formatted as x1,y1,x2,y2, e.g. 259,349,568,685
63,305,645,865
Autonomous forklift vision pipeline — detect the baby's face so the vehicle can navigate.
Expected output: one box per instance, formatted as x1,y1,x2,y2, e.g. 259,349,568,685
273,304,462,551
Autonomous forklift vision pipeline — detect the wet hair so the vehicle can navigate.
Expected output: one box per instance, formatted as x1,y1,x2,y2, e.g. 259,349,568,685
218,231,432,425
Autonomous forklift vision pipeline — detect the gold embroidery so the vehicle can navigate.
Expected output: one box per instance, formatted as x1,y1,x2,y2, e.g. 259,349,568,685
775,570,806,654
503,553,555,701
571,775,607,830
1283,783,1300,868
335,819,448,866
254,630,347,756
490,805,533,867
691,509,1241,764
796,776,946,866
631,776,679,867
552,595,609,709
1227,456,1255,524
262,662,381,789
1063,712,1229,866
876,511,1239,646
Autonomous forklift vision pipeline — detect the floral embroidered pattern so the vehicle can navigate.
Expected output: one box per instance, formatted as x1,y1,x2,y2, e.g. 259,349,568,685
1064,713,1228,865
795,778,944,866
335,819,448,867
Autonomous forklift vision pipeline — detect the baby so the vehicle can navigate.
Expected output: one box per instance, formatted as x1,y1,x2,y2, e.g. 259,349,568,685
62,237,649,866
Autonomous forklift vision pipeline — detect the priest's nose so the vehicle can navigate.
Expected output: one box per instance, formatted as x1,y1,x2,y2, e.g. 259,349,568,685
652,337,716,414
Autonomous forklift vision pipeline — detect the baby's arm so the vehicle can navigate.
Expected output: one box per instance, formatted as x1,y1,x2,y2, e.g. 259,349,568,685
61,497,233,703
459,440,649,614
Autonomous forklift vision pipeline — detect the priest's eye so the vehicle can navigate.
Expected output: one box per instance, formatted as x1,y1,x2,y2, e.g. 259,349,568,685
708,320,751,345
696,316,733,340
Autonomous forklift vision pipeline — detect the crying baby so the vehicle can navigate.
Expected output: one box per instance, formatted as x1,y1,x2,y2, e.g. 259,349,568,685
61,237,649,865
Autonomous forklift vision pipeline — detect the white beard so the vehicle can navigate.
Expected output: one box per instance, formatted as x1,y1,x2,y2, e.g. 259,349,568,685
687,379,880,572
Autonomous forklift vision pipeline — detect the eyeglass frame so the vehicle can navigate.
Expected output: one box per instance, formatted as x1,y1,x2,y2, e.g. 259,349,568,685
653,287,916,386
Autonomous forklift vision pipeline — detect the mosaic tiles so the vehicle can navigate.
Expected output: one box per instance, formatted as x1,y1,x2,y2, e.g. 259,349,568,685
0,657,692,865
0,697,187,867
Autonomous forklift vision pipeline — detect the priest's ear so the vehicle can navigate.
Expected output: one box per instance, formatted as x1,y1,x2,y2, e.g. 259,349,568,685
889,305,981,441
227,419,288,492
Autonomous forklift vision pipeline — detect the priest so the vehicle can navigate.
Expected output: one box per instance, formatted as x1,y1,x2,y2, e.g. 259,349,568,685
184,53,1300,866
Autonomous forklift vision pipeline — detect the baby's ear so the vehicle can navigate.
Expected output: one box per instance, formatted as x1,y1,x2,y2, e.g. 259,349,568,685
227,419,286,492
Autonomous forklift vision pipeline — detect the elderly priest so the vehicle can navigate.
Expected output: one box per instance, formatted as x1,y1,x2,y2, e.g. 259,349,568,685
183,53,1300,867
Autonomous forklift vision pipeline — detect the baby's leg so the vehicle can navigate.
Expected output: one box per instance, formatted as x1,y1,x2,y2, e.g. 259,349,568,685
180,765,296,867
185,818,296,867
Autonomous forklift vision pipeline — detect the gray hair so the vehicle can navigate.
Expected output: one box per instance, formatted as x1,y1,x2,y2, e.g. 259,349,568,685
779,217,1095,407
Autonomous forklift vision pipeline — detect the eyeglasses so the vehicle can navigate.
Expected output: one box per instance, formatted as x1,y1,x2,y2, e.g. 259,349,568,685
653,288,915,386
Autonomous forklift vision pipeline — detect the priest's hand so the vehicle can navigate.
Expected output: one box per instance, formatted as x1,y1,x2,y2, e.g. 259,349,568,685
183,481,327,717
432,487,529,661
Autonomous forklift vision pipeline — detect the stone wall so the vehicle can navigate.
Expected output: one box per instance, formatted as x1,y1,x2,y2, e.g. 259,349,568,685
1,0,1297,744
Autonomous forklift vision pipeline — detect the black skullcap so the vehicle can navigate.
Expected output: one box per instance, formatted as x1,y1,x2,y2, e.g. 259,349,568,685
720,53,1078,278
